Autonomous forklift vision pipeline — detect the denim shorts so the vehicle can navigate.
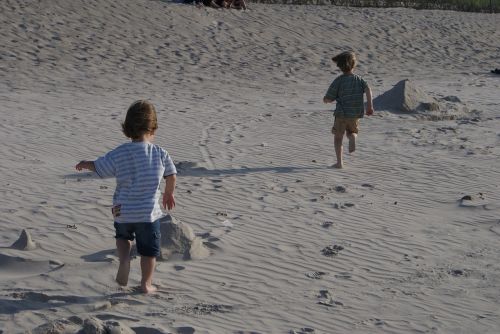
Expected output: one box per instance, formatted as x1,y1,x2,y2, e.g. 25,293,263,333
114,220,161,257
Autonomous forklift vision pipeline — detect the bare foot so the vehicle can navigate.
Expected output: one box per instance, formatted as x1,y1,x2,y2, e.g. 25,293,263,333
348,134,356,153
141,283,158,294
331,162,343,169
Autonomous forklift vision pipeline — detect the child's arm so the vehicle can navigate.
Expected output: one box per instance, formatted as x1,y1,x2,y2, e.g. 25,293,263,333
75,160,96,172
162,174,177,210
323,96,334,103
365,86,374,116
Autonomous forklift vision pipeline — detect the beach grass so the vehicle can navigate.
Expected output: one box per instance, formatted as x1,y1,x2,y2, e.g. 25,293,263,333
251,0,500,12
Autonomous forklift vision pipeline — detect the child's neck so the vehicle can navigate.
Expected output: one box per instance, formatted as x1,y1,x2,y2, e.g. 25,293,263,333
132,133,155,143
343,70,354,75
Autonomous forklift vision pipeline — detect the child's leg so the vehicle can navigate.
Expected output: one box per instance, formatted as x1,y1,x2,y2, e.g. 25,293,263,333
333,133,344,168
140,256,157,293
332,117,346,168
115,238,132,286
346,119,360,154
135,220,161,293
347,133,357,153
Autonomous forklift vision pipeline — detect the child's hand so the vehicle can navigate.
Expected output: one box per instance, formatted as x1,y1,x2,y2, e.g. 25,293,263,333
323,96,334,104
75,161,87,171
365,107,374,116
163,193,175,211
75,160,96,172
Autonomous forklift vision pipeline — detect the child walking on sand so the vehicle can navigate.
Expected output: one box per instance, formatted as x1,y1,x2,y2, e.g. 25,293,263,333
323,51,374,168
75,100,177,293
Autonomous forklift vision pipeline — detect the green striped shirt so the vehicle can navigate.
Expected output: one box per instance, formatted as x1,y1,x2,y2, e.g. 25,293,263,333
325,74,368,118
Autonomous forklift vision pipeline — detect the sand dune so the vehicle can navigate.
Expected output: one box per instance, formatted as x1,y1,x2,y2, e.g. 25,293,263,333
1,0,500,333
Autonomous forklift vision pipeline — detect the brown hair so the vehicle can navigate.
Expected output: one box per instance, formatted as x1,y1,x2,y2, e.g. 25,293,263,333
332,51,357,73
122,100,158,140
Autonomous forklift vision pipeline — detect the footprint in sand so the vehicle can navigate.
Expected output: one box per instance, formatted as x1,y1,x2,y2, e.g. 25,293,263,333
176,327,196,334
334,185,346,193
305,271,327,279
317,289,343,307
321,245,344,257
290,328,316,334
321,221,334,228
333,203,354,209
334,272,352,279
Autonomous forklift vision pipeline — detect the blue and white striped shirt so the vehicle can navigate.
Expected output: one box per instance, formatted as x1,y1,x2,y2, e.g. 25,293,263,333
94,141,177,224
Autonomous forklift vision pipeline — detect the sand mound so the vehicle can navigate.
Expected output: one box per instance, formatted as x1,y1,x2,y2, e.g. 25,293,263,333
11,229,36,251
31,316,136,334
159,215,210,261
0,254,62,279
374,79,470,120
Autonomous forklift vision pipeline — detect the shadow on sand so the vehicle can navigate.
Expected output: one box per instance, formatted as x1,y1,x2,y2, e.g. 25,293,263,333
64,162,325,179
175,161,325,177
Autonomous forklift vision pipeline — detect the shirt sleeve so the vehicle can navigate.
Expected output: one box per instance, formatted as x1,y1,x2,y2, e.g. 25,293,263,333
94,151,116,178
325,78,340,100
162,149,177,177
361,77,368,91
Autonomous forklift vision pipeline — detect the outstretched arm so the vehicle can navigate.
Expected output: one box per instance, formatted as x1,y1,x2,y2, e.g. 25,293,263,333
75,160,96,172
365,86,374,116
163,174,177,211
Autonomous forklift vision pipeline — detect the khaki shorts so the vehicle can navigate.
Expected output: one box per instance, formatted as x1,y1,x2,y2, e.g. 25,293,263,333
331,117,360,136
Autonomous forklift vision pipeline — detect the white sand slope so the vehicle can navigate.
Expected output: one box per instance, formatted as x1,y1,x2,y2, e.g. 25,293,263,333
1,1,500,333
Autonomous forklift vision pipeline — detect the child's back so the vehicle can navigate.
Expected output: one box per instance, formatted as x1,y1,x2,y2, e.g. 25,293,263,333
95,141,176,223
326,73,368,119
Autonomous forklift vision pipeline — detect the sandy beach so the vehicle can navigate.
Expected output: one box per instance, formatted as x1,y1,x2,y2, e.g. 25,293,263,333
1,0,500,333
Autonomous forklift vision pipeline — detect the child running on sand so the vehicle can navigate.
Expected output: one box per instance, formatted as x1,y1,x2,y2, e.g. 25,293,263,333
75,100,177,293
323,51,374,168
